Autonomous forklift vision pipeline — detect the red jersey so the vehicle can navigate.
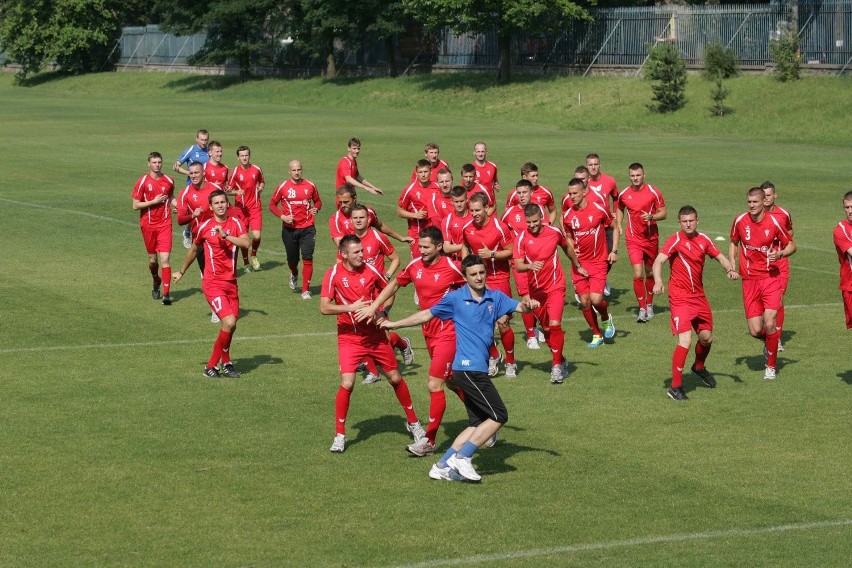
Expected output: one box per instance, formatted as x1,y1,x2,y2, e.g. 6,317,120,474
410,160,449,183
462,217,513,280
561,189,608,216
660,231,721,300
358,228,395,272
396,255,465,338
442,210,472,261
766,204,794,271
321,262,388,337
335,156,358,190
194,215,247,282
473,160,498,191
398,181,438,236
228,164,265,210
833,220,852,291
588,172,619,210
178,182,216,238
328,206,379,241
562,200,612,263
514,225,568,291
429,192,454,228
204,162,229,188
501,204,549,238
269,178,322,229
505,185,555,211
617,184,666,242
465,182,495,207
729,212,792,280
132,173,175,227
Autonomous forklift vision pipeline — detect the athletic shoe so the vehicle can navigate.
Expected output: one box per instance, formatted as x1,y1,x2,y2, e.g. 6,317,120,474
301,291,311,300
764,366,777,380
202,367,220,378
561,358,571,378
161,295,172,306
505,362,518,378
288,274,297,290
250,256,261,271
778,339,784,352
182,227,192,249
587,334,604,348
604,282,611,297
330,434,346,453
151,285,162,300
447,454,481,482
220,363,241,378
667,386,688,400
211,312,220,323
429,463,464,481
574,293,581,304
406,420,427,443
602,315,615,339
487,354,502,377
691,365,716,388
361,372,381,385
536,327,546,342
241,265,253,275
646,304,655,319
526,337,540,350
401,337,414,365
636,308,648,323
550,364,565,384
484,431,499,448
406,439,436,457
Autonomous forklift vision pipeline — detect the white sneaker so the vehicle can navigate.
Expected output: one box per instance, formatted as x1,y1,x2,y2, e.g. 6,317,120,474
550,364,565,384
504,362,517,378
406,420,427,443
401,337,414,365
526,337,540,350
574,293,581,304
778,339,784,352
211,312,220,323
330,433,345,452
636,308,648,323
361,372,381,385
429,462,464,481
447,454,481,482
407,439,436,457
484,431,499,448
764,366,777,380
487,354,502,377
182,228,192,249
289,274,297,290
249,256,261,271
604,282,611,297
646,304,655,319
536,327,546,342
301,291,311,300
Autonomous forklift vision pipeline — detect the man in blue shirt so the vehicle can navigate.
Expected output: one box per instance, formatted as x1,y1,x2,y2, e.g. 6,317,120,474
174,129,210,248
382,255,539,482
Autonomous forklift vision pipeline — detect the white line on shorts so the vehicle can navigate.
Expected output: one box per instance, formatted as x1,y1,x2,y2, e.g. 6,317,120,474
384,518,852,568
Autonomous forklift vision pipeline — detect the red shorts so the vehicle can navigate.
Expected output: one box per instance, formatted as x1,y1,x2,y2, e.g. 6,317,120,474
626,238,659,266
203,279,239,319
741,277,784,319
529,286,566,325
513,269,530,296
571,261,608,297
777,258,790,293
425,334,455,380
141,224,172,254
669,296,713,335
239,205,263,232
337,332,399,375
843,290,852,329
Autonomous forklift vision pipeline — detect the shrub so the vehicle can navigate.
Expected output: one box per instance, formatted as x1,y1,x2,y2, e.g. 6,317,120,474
769,25,801,81
703,42,738,79
709,73,732,117
644,42,687,113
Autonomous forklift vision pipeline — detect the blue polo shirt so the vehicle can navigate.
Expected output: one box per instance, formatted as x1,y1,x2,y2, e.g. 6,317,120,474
176,144,209,184
430,285,519,373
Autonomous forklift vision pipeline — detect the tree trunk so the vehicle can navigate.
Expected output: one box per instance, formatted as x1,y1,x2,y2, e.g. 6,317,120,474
497,32,511,83
326,52,336,77
385,36,398,78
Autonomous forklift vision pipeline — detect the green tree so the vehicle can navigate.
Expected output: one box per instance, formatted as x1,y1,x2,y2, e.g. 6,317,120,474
769,25,801,82
644,42,687,113
405,0,590,83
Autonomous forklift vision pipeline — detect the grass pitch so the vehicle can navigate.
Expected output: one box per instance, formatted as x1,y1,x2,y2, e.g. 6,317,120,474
0,72,850,567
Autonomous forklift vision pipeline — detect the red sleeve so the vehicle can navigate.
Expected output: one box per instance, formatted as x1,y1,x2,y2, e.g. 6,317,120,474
268,184,284,217
177,189,193,225
329,214,344,240
312,185,323,212
131,176,145,200
227,168,238,189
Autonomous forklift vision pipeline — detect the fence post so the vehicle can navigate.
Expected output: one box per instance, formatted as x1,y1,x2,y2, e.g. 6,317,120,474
168,37,192,72
583,19,622,77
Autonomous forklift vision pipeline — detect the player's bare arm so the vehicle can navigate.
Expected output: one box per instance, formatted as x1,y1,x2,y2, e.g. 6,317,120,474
215,227,250,250
767,240,796,262
131,194,168,211
173,244,200,283
560,242,588,277
713,253,740,280
320,296,370,315
651,252,669,294
380,309,434,330
377,218,414,244
355,279,402,322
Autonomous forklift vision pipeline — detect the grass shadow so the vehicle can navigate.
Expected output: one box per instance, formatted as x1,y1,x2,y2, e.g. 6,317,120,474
169,287,201,302
348,414,411,449
409,72,561,93
838,370,852,385
164,75,245,93
235,353,284,374
16,69,67,87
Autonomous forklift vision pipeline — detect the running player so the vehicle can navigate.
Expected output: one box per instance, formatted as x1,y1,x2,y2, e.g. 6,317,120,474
429,168,455,228
472,141,499,193
410,142,449,183
330,186,411,247
228,145,265,272
441,185,473,262
174,129,209,248
335,137,384,196
505,162,556,224
203,141,228,189
460,163,495,214
177,162,217,308
398,160,439,258
834,191,852,330
652,205,739,400
761,181,793,350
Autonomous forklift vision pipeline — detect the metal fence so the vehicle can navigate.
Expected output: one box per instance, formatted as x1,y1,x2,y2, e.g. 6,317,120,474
112,1,852,73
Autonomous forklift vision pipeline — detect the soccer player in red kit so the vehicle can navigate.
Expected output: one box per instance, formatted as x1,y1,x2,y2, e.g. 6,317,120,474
834,192,852,329
398,160,439,258
472,141,499,193
173,190,250,378
441,186,473,262
652,206,739,400
461,163,495,214
410,142,449,183
462,192,517,377
357,227,467,455
516,204,587,383
329,186,411,247
616,162,667,323
562,178,618,348
321,234,427,453
132,151,176,304
585,154,619,212
203,141,228,188
335,137,383,197
429,168,455,228
761,181,793,350
227,145,265,272
729,187,796,380
502,179,548,349
269,160,322,299
177,162,218,304
505,162,556,224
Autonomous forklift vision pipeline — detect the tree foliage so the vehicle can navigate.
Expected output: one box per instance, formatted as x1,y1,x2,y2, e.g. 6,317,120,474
709,72,732,117
644,42,687,113
769,25,801,82
702,41,738,80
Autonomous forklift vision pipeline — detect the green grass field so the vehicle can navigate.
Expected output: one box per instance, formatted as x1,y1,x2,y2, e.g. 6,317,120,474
1,71,850,567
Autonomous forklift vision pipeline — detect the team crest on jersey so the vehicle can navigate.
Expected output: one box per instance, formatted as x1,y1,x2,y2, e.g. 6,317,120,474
359,277,366,285
434,274,440,282
487,305,494,314
342,277,350,288
515,214,521,223
765,230,770,237
366,246,372,253
239,174,244,181
588,216,593,223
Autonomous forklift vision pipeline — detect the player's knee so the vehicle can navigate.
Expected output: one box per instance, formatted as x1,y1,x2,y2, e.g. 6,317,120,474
493,408,509,425
427,377,443,392
580,297,592,309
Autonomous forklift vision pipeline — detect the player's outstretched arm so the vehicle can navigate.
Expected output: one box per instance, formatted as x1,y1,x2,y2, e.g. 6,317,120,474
380,309,434,330
651,252,668,294
712,252,739,280
320,296,369,315
173,244,200,283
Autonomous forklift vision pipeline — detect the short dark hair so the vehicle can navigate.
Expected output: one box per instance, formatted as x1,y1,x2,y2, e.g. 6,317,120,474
450,185,467,198
348,137,361,147
574,165,590,176
350,204,369,215
521,162,538,176
469,192,490,208
236,145,250,155
416,159,431,170
336,185,355,198
843,191,852,202
567,177,585,188
585,153,600,161
524,203,542,218
339,234,360,252
515,179,533,190
678,205,698,218
628,162,644,172
148,151,162,161
419,226,444,246
748,187,765,198
461,163,476,174
436,167,452,177
760,180,776,192
208,140,222,150
208,189,228,204
196,129,209,136
461,254,485,275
